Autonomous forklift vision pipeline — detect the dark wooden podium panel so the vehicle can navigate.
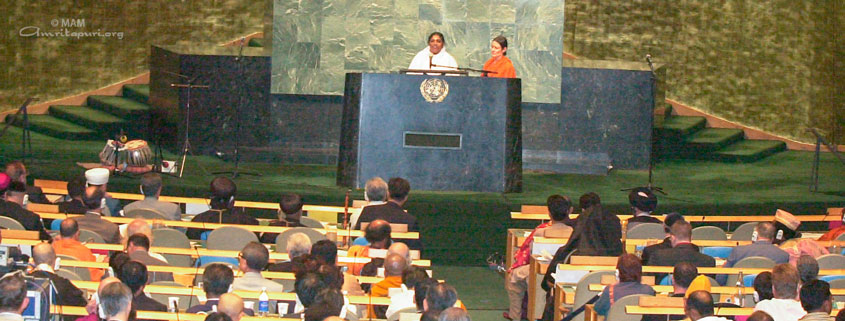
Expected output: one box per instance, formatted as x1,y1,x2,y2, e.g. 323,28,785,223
337,73,522,193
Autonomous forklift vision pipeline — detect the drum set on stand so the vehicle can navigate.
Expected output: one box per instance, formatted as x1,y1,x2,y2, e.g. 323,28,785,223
98,137,154,174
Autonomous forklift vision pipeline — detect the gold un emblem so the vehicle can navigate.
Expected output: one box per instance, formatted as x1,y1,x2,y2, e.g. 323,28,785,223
420,78,449,103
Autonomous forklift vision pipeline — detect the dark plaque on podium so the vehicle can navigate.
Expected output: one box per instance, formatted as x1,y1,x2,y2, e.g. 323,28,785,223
337,73,522,193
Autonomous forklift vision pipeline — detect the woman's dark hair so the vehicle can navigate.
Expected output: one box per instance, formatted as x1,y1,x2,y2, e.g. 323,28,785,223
753,272,774,301
493,35,508,56
109,251,131,276
204,312,233,321
617,253,643,283
428,32,445,44
579,192,601,210
415,278,440,311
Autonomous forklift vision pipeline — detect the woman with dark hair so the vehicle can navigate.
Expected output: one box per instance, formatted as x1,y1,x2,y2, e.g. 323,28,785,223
482,36,516,78
408,31,458,71
592,254,655,316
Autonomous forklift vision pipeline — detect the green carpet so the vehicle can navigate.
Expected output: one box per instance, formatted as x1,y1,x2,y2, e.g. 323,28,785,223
0,126,843,264
433,265,508,320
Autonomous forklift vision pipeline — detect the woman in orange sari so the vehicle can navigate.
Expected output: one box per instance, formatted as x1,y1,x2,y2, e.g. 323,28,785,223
482,36,516,78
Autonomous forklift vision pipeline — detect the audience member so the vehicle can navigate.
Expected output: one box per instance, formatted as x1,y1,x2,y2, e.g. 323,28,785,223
84,167,119,216
355,177,421,250
359,241,413,283
260,193,307,243
719,222,789,285
5,160,49,204
748,311,776,321
781,239,829,265
0,271,28,320
122,173,181,221
347,219,392,275
29,243,88,308
52,218,103,281
641,212,689,263
368,253,408,318
289,272,326,318
818,209,845,241
386,266,430,319
798,280,833,321
439,307,471,321
188,263,234,313
796,255,819,285
309,240,364,296
684,290,729,321
0,181,50,240
126,233,174,282
268,233,311,272
643,262,699,321
57,175,87,214
76,186,121,243
77,277,122,321
203,312,233,321
754,263,805,321
773,210,801,245
218,293,245,321
108,251,131,279
187,177,258,240
425,283,458,314
349,177,388,228
117,260,167,312
233,241,285,291
647,220,716,281
124,219,169,263
304,288,344,321
546,194,577,228
593,254,656,316
753,272,774,304
98,282,134,321
626,187,661,230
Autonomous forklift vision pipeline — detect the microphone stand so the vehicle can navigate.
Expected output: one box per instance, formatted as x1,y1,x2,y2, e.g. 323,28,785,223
0,98,38,163
214,38,261,178
623,54,665,195
170,72,209,178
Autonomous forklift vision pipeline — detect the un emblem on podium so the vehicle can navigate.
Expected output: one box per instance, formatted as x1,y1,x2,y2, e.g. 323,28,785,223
420,78,449,103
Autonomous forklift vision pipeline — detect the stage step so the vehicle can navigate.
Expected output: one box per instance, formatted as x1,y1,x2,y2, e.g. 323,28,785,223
680,128,745,158
122,84,149,104
87,95,150,119
654,115,707,136
48,105,127,135
711,140,788,163
3,114,98,140
248,38,264,47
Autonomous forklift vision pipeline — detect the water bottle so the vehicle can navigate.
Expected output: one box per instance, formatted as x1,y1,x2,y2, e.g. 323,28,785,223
733,271,744,306
258,287,269,316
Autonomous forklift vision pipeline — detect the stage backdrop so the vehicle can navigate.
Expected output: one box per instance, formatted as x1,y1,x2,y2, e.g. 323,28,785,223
270,0,564,104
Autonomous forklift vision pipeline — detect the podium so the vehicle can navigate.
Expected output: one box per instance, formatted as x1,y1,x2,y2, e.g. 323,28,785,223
337,73,522,193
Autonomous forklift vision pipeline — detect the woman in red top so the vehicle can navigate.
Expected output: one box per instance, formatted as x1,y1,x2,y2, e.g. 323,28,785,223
482,36,516,78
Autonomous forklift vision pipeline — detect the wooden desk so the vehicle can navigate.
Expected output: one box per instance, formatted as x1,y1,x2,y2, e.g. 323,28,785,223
511,208,839,223
50,306,301,320
625,306,842,317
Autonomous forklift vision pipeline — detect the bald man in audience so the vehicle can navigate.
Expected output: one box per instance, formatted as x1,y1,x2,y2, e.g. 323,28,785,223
684,290,730,321
29,243,88,311
218,293,245,321
124,219,168,263
76,186,121,243
369,253,408,318
347,219,392,275
53,218,103,281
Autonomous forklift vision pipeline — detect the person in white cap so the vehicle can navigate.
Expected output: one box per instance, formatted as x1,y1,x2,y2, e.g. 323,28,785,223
85,167,119,216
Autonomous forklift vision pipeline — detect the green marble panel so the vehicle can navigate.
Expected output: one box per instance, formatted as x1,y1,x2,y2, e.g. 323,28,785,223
395,0,419,19
491,0,517,23
299,0,324,15
393,19,421,48
467,0,491,22
443,0,468,22
419,4,443,25
294,13,322,43
321,0,347,16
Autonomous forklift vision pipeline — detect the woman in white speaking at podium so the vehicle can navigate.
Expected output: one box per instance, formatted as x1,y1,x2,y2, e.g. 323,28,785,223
408,31,458,71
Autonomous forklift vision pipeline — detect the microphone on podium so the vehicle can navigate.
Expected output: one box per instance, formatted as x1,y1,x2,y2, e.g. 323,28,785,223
429,52,434,69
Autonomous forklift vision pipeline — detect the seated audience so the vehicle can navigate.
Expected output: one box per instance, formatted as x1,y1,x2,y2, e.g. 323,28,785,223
626,187,661,230
359,241,412,284
644,262,700,321
753,272,774,304
504,194,575,321
260,193,307,243
593,254,656,317
289,272,326,318
718,222,789,285
187,177,258,240
218,293,245,321
798,280,833,321
386,266,430,319
76,186,121,243
369,253,408,318
349,177,388,228
0,271,28,320
117,261,167,312
304,288,344,321
355,177,421,250
52,218,104,281
818,209,845,241
796,255,819,285
781,239,829,265
98,282,134,321
85,167,119,216
126,233,174,282
684,290,730,321
77,277,123,321
29,243,88,309
5,160,49,204
422,283,459,320
57,175,87,214
641,212,689,263
439,307,471,321
542,192,622,293
203,312,233,321
754,263,805,321
748,311,776,321
647,220,716,281
124,219,169,263
773,210,801,245
347,219,392,275
310,240,364,296
415,278,441,313
122,173,181,221
187,263,254,315
0,181,50,240
267,232,311,272
233,241,285,291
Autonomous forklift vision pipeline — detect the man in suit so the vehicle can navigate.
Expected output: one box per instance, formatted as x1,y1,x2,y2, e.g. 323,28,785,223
117,261,167,312
122,173,181,221
646,220,716,282
232,242,284,314
5,160,49,204
354,177,420,250
625,187,662,231
29,243,88,310
641,212,693,264
57,176,87,214
187,177,258,240
187,263,255,316
1,181,51,240
260,193,307,244
349,177,388,229
75,186,121,244
717,222,790,285
125,233,173,282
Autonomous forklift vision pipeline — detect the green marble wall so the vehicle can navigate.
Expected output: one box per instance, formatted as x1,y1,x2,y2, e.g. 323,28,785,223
271,0,564,103
0,1,265,113
562,1,843,144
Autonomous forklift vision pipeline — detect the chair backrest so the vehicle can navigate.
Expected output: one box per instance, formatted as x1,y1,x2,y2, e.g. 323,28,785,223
387,306,418,321
815,254,845,270
725,256,776,287
148,281,200,311
207,226,258,251
299,216,324,229
571,270,615,321
692,226,728,240
830,278,845,302
606,294,649,321
57,255,92,281
152,228,193,267
730,222,757,241
836,233,845,242
701,246,733,259
0,217,25,230
626,223,665,240
125,208,167,220
79,229,105,244
56,268,82,281
275,227,327,253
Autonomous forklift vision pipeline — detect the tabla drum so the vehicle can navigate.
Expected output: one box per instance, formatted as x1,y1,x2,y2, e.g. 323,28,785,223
119,140,152,167
98,139,119,166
